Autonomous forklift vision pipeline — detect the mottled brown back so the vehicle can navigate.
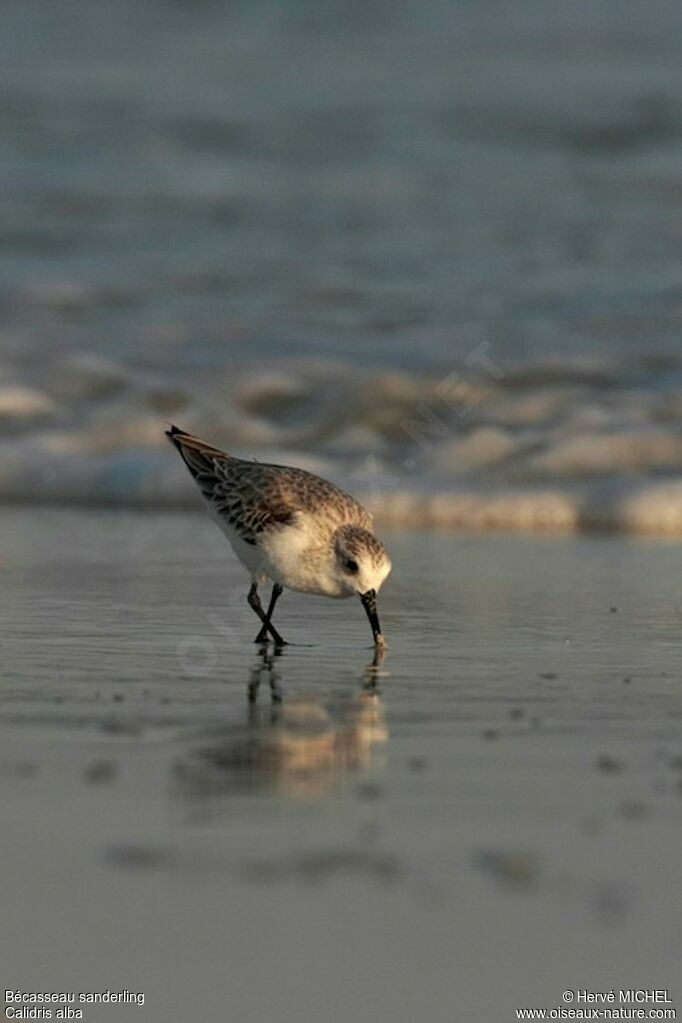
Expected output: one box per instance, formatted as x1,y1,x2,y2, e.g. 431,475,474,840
167,426,373,545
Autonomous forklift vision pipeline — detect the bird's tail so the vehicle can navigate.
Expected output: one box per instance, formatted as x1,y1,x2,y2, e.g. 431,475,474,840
165,424,234,478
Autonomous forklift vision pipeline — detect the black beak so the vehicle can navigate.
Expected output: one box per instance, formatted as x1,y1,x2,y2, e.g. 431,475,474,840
360,589,384,647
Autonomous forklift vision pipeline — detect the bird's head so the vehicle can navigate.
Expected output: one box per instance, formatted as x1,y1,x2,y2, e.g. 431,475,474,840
333,525,392,597
332,525,392,645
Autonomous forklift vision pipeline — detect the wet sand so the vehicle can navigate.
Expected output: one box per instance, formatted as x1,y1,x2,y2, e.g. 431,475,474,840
2,509,682,1021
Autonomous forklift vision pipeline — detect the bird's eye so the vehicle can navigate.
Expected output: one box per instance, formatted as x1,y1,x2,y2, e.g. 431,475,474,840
345,559,359,574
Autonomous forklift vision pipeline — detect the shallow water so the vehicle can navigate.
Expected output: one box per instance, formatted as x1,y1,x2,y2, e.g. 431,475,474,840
2,509,682,1021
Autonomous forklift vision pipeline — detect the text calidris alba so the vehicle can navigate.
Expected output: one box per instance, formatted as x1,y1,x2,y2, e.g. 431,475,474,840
166,426,392,648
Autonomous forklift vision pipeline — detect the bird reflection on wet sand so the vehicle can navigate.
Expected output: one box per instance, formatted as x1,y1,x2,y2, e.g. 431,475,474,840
174,647,388,805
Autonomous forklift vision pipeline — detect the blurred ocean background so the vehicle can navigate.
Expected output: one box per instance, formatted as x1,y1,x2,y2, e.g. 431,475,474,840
4,10,682,1021
2,0,682,531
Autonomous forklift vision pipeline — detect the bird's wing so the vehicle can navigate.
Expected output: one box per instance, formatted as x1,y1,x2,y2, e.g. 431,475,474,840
267,464,374,531
210,463,302,545
209,461,374,545
166,425,234,471
166,427,299,545
167,425,373,544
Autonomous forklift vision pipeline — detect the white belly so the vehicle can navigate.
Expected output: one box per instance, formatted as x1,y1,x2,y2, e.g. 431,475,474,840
207,504,269,581
209,507,348,598
260,521,348,597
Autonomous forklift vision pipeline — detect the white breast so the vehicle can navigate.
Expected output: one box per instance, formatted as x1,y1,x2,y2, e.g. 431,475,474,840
207,502,350,598
261,519,349,598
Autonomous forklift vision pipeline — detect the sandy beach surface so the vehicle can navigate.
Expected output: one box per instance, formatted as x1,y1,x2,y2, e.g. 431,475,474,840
2,508,681,1021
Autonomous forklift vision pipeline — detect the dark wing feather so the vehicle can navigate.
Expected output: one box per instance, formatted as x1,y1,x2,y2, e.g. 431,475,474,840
207,470,299,545
166,425,371,545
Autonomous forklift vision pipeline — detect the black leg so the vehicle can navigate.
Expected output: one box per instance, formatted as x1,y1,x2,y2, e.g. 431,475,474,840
247,582,286,646
254,583,285,644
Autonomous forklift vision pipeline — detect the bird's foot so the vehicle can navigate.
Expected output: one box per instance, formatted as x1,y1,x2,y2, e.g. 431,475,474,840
253,630,288,646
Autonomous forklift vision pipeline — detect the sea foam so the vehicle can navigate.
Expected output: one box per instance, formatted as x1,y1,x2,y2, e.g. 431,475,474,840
1,353,681,535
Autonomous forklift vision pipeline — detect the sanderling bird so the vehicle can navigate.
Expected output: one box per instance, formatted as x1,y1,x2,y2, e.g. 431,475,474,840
166,425,392,648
